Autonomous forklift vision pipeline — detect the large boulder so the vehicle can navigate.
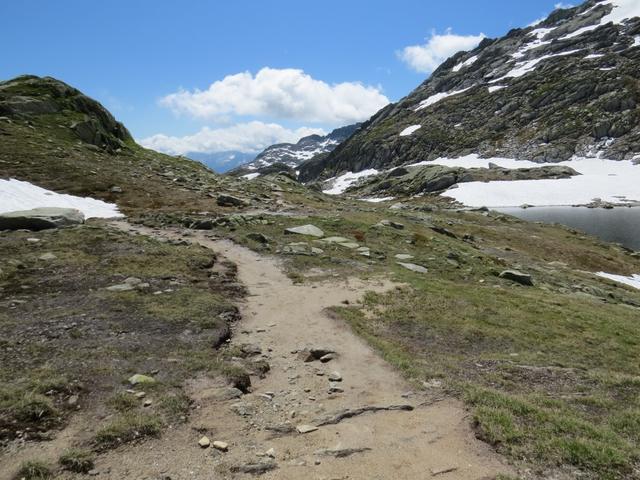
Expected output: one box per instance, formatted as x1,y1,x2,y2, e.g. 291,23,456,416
0,207,85,230
284,224,325,238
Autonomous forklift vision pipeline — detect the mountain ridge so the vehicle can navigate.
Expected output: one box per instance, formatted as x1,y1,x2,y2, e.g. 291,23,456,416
300,0,640,182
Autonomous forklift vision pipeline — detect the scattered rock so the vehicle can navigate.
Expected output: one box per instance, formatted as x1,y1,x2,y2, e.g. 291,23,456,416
110,186,123,193
246,232,270,244
284,224,325,238
128,374,156,385
314,404,414,426
319,353,335,363
198,436,210,448
431,466,458,476
231,460,277,475
217,194,249,207
38,252,57,261
315,447,372,458
213,440,228,452
0,207,85,231
394,254,414,260
328,383,344,393
296,424,319,434
328,371,342,382
397,262,428,274
499,270,534,286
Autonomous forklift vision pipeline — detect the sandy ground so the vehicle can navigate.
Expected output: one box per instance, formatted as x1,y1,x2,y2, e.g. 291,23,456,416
2,224,513,479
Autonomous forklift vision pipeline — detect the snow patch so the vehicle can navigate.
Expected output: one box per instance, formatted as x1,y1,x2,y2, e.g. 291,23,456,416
0,178,123,219
242,173,261,180
322,169,379,195
358,196,395,203
452,55,479,72
436,155,640,207
415,88,471,111
596,272,640,290
488,85,507,93
584,53,605,59
492,49,582,82
399,125,421,137
562,0,640,39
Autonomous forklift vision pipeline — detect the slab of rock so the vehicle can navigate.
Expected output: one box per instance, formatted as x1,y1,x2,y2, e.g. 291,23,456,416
397,262,428,274
394,254,414,260
284,224,324,238
231,461,277,475
38,253,57,261
296,424,318,434
217,194,248,207
499,270,533,286
328,372,342,382
128,374,156,385
0,207,85,231
319,353,335,363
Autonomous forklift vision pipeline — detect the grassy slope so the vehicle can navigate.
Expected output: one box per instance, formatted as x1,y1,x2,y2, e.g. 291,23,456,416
0,224,259,477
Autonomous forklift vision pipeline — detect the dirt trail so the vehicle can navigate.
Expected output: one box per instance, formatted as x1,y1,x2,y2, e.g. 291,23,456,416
4,223,513,479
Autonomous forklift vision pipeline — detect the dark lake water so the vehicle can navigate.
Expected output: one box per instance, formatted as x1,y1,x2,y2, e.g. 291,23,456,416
495,206,640,251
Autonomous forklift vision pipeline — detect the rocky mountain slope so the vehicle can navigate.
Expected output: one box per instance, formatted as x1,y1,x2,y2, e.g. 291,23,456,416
232,123,360,176
300,0,640,182
0,75,281,215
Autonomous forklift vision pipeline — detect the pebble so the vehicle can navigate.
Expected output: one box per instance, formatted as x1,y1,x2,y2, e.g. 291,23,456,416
328,371,342,382
198,436,210,448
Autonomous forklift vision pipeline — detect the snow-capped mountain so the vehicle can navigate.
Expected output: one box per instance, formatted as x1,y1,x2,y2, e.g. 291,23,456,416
300,0,640,182
231,123,360,174
186,151,256,173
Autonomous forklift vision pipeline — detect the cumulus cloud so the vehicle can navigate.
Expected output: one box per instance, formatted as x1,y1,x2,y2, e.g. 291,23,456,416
139,121,325,156
398,29,486,73
159,67,389,124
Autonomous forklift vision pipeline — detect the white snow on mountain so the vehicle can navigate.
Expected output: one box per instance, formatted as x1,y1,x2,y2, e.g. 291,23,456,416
596,272,640,290
0,178,123,218
452,55,479,72
415,88,471,111
322,169,380,195
400,125,422,136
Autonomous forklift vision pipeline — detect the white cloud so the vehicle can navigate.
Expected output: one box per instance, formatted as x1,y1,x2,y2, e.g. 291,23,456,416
139,121,325,155
159,67,389,124
554,2,574,9
398,29,486,73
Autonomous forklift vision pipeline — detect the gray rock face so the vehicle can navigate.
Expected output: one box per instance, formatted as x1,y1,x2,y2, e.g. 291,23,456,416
397,262,428,274
499,270,534,286
299,1,640,182
0,207,85,230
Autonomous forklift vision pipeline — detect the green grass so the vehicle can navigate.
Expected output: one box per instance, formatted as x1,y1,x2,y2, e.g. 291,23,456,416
58,448,95,473
15,460,52,480
94,413,163,449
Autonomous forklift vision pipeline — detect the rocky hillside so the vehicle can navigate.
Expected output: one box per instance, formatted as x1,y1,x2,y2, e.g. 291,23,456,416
300,0,640,181
232,123,360,175
0,75,280,215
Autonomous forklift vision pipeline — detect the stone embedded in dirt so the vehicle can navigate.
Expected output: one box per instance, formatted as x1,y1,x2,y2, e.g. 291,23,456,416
319,353,335,363
310,347,336,359
198,436,211,448
143,399,152,407
265,447,276,458
134,391,146,399
499,269,534,286
315,447,372,458
231,460,277,475
106,283,136,292
296,424,319,434
67,394,79,406
246,232,270,244
240,343,262,356
328,371,342,382
38,252,57,261
284,224,325,238
217,194,249,207
213,440,229,451
128,374,156,385
314,404,414,426
431,466,459,476
0,207,85,231
394,253,414,260
397,262,428,274
328,383,344,393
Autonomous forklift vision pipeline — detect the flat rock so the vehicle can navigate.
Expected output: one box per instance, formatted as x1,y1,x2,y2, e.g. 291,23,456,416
397,262,428,273
213,440,228,451
217,194,248,207
296,424,318,434
128,374,156,385
38,253,57,261
284,224,324,238
499,270,533,286
0,207,85,231
394,254,414,260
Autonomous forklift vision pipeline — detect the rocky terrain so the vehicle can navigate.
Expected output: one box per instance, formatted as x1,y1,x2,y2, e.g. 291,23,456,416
231,123,360,177
300,0,640,182
3,4,640,478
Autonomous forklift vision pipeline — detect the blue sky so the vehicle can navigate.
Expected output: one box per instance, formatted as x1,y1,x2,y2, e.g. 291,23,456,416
1,0,569,156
